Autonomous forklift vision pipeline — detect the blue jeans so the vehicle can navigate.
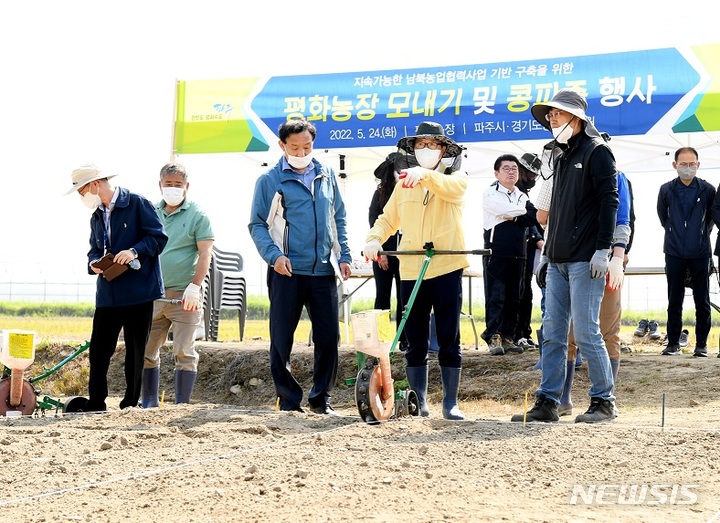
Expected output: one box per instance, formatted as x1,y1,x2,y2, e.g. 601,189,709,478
539,261,614,403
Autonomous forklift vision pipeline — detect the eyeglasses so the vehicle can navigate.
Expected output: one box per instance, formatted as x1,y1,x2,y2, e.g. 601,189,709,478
499,166,519,173
545,110,567,122
677,162,699,169
414,140,442,150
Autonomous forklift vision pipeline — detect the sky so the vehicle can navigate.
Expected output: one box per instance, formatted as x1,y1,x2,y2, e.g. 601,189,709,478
1,1,719,304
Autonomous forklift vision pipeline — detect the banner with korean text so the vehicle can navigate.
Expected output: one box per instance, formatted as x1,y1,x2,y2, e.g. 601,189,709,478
173,43,720,154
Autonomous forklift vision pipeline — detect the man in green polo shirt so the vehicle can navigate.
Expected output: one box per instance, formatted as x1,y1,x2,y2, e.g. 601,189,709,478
141,162,214,407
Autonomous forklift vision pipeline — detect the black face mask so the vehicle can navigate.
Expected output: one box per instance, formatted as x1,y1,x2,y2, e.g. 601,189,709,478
517,178,536,192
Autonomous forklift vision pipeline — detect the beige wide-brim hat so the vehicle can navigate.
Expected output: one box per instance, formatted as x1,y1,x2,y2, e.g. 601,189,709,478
530,88,602,139
65,164,117,195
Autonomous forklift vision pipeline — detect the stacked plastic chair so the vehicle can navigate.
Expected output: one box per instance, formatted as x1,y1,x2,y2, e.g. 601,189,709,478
206,246,247,341
200,270,214,340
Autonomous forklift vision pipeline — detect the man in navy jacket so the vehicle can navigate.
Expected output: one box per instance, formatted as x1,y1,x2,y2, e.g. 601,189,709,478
67,164,167,411
658,147,715,357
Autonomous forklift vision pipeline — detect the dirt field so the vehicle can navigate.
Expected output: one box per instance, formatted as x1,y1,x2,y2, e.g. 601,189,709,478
2,337,720,523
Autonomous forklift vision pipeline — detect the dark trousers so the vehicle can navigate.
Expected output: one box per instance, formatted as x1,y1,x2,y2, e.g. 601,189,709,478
401,269,463,368
482,255,524,343
87,301,154,411
516,252,534,340
268,271,339,410
372,255,407,345
665,254,711,346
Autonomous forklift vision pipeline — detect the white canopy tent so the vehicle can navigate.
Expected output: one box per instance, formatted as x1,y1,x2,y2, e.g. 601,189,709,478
175,128,720,315
172,43,720,311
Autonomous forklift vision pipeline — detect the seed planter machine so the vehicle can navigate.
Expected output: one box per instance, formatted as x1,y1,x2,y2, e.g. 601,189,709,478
353,244,490,424
0,299,183,417
0,330,91,417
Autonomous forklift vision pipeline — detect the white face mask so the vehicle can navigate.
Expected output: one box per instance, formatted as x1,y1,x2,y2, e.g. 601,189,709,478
415,148,442,169
81,188,101,210
552,120,574,144
285,148,313,170
162,187,185,206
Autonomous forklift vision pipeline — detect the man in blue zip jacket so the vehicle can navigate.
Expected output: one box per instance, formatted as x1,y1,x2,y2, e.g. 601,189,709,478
67,164,168,411
658,147,715,357
248,119,352,415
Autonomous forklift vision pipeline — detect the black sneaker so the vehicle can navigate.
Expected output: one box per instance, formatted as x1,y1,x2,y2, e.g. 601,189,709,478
693,345,708,357
648,320,662,340
633,319,649,337
575,397,617,423
511,396,559,423
661,343,682,356
502,337,524,354
679,329,689,347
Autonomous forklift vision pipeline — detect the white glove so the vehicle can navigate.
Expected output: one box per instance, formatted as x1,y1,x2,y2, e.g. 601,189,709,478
397,167,427,188
363,239,383,261
182,283,201,311
589,248,611,279
607,256,624,290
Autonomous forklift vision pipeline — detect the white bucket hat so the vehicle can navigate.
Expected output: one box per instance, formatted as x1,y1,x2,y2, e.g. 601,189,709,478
65,164,117,195
530,88,602,139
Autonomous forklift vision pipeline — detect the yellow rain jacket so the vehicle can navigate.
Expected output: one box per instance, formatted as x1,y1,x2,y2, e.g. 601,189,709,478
366,167,469,280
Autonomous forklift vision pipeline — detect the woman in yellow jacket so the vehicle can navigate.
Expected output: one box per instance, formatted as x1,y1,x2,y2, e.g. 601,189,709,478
364,121,469,420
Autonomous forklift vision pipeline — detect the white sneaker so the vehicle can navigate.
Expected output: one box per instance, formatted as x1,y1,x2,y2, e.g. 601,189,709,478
648,320,662,340
679,329,689,347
